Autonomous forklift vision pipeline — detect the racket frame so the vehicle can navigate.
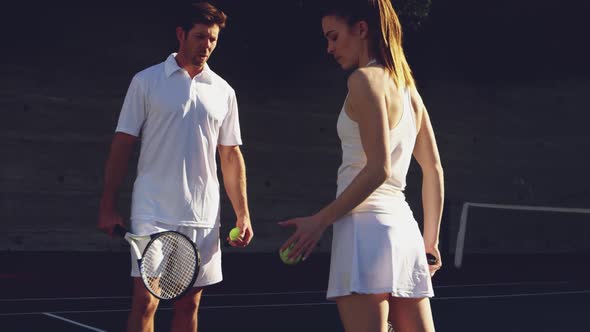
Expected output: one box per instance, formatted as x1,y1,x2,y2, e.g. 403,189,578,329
115,225,201,300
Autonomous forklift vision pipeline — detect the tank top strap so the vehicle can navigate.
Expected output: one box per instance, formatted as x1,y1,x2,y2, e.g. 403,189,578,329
403,87,417,133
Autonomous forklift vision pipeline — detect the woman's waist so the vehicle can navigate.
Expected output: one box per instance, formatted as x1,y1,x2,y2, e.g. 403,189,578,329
349,195,413,216
337,171,405,195
337,183,408,210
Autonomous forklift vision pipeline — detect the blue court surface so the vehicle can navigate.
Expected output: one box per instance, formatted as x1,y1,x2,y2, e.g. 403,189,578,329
0,251,588,331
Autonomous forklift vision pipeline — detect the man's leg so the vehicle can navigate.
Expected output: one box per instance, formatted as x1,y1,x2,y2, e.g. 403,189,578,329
128,277,159,332
169,226,221,331
171,287,204,332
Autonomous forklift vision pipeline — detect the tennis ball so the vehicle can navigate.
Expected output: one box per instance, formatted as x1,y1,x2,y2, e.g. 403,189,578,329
229,227,241,241
279,243,302,265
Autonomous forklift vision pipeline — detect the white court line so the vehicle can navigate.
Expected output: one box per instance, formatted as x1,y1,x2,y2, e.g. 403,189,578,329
0,281,572,302
0,291,323,302
206,290,323,297
434,290,590,300
189,302,336,310
0,302,333,316
42,312,106,332
461,203,590,214
436,280,570,289
2,289,589,317
0,296,130,302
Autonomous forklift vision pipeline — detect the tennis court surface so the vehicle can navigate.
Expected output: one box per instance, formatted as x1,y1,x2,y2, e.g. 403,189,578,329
1,251,588,332
1,203,589,331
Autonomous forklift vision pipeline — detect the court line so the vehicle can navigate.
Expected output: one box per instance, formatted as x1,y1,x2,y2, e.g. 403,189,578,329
0,281,572,302
42,312,106,332
0,290,323,302
462,203,590,214
0,302,334,316
195,302,336,310
435,280,570,289
434,290,590,300
2,289,589,316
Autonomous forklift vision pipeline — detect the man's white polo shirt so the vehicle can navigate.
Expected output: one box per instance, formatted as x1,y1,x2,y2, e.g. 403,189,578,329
116,53,242,228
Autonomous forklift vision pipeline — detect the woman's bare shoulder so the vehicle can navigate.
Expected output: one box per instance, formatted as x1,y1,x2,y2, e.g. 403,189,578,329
347,67,396,95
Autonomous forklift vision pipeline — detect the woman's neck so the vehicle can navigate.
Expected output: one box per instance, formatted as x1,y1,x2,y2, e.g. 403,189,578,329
358,48,377,68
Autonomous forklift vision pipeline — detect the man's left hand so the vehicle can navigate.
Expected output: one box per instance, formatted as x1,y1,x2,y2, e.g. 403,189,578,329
227,217,253,247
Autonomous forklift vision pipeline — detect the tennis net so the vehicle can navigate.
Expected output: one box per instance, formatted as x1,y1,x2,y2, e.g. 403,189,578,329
453,202,590,268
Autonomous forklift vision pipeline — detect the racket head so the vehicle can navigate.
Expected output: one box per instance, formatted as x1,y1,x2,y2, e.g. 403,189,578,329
140,231,201,300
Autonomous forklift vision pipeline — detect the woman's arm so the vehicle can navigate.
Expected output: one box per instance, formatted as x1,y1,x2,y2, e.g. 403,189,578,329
411,87,445,274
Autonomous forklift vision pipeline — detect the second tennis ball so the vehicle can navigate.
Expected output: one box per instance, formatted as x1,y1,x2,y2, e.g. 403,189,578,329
229,227,241,241
279,243,302,265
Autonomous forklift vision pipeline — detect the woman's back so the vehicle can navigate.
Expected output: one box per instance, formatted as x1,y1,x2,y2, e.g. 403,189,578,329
336,65,418,215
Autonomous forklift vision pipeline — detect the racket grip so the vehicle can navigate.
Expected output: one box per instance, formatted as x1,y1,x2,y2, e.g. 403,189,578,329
426,253,438,265
113,224,128,237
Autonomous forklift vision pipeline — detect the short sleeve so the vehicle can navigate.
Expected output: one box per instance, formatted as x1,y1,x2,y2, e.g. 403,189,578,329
115,75,146,137
218,90,243,146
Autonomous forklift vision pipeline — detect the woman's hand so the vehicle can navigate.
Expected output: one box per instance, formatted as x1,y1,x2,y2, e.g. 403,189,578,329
425,245,442,277
278,215,329,261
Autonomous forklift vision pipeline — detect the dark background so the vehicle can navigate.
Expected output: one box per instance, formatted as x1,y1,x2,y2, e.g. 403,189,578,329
1,0,589,255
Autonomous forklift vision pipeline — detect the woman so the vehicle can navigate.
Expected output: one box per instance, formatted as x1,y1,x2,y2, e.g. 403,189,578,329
279,1,444,331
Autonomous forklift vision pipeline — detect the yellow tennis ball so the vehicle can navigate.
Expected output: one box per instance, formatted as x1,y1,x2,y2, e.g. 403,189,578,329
229,227,241,241
279,243,302,265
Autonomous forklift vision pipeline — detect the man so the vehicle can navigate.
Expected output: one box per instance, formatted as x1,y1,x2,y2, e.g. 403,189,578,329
97,2,253,331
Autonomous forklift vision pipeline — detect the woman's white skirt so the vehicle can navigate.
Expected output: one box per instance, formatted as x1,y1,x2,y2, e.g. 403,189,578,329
327,211,434,300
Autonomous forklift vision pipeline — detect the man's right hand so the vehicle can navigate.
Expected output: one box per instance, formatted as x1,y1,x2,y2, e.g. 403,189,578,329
98,206,125,237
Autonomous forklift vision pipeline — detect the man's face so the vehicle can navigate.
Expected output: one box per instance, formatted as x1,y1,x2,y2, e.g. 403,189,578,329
177,23,220,68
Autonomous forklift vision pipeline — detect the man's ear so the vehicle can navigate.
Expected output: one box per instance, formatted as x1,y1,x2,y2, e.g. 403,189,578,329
176,27,186,43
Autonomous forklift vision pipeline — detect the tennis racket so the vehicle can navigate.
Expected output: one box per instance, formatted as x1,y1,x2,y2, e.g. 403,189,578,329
114,224,200,300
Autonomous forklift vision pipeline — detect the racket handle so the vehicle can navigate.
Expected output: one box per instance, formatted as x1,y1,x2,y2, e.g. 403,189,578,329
426,253,438,265
113,224,128,237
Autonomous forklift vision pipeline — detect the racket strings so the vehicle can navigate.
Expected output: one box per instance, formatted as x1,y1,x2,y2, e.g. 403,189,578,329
141,233,198,299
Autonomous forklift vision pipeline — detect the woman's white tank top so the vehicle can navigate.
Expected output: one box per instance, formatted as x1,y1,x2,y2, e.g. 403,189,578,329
336,83,417,215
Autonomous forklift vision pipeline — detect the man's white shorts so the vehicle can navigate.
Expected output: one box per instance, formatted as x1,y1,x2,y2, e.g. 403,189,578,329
129,220,222,288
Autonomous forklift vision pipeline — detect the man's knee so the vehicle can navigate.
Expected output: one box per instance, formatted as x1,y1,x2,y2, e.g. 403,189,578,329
174,288,203,316
174,299,199,317
132,291,159,317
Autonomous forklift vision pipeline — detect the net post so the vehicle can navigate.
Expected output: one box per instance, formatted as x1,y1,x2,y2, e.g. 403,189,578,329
454,202,471,268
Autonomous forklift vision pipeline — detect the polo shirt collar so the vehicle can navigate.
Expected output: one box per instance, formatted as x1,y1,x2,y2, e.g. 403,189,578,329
164,53,214,84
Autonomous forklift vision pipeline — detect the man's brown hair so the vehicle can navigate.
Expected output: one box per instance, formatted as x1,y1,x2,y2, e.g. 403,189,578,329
177,2,227,33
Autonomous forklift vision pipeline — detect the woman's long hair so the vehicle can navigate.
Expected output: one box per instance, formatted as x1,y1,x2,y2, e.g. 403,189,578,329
321,0,415,88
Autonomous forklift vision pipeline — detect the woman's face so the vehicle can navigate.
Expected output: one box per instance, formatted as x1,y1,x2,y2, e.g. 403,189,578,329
321,15,364,70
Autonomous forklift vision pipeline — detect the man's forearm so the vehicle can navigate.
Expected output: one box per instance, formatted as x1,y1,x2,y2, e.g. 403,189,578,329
100,133,136,209
220,147,250,220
